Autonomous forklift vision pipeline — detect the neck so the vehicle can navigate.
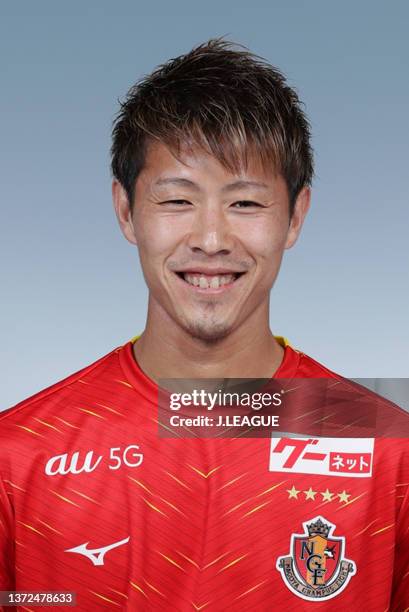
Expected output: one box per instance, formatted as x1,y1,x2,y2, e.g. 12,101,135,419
133,300,284,382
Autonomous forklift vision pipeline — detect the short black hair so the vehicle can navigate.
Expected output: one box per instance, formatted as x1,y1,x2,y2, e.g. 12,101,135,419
111,37,314,215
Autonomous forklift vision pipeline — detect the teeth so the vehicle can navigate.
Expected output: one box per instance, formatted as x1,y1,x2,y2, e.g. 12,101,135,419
183,273,237,288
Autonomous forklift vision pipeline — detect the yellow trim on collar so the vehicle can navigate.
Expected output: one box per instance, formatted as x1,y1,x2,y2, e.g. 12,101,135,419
274,336,291,348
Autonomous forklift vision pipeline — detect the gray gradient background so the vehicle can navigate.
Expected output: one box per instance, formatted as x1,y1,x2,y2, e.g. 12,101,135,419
1,1,408,410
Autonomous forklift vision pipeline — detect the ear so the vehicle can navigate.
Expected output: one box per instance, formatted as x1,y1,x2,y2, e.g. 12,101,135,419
284,186,311,250
112,180,137,246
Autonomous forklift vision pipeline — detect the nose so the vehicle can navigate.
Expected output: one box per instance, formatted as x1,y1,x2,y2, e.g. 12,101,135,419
187,204,234,255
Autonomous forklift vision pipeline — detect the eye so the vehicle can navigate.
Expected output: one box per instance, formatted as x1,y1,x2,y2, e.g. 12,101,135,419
232,200,263,209
161,199,192,206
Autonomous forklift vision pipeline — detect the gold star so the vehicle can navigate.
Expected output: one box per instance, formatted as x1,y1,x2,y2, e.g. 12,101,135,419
287,485,300,499
321,488,334,502
337,490,351,503
303,487,317,500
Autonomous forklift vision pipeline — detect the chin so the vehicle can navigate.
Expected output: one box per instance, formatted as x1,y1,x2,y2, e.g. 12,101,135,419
183,319,233,344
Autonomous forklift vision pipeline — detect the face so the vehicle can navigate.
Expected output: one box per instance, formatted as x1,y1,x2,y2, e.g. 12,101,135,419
113,141,310,342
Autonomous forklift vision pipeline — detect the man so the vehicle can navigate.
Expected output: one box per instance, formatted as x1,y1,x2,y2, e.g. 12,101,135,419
0,39,408,611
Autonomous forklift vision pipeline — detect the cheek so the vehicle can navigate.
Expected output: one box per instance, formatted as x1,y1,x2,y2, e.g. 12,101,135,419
135,214,184,257
240,217,288,261
134,214,188,285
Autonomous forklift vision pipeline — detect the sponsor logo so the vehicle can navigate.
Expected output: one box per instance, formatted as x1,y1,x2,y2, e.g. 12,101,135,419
276,516,356,601
269,437,374,477
65,536,130,566
45,451,103,476
44,445,144,476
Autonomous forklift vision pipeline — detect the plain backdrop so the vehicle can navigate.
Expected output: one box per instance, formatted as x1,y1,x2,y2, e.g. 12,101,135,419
1,0,408,409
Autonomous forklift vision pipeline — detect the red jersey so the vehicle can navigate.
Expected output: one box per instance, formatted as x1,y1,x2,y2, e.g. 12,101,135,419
0,337,408,611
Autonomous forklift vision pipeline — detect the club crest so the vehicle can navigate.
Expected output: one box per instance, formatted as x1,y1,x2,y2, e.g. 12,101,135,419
276,516,356,601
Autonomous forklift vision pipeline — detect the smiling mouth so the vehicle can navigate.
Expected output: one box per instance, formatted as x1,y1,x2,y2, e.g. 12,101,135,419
175,271,245,290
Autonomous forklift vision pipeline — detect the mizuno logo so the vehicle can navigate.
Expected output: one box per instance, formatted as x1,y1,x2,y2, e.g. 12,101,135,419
65,536,130,566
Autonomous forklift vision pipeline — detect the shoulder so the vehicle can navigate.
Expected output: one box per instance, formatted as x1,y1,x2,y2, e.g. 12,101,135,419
294,348,342,379
0,343,125,429
0,341,141,483
283,341,347,381
289,345,409,439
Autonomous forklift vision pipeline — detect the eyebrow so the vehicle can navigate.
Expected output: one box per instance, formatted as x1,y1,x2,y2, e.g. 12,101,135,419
153,177,270,192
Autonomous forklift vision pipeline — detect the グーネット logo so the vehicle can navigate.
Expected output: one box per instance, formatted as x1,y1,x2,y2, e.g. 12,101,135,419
276,516,356,601
269,437,374,478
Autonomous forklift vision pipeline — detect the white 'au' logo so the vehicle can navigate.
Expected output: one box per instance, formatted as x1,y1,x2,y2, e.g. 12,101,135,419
45,451,103,476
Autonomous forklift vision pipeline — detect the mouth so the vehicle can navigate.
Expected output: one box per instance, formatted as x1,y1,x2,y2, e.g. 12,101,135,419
174,271,246,292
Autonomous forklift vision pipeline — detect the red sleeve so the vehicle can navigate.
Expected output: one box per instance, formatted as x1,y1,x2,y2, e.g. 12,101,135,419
391,470,409,610
0,472,14,591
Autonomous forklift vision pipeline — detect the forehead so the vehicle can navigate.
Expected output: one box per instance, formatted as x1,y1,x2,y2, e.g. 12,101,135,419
138,140,283,190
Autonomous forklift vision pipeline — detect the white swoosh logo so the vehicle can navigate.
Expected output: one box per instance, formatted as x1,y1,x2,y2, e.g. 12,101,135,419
65,536,130,566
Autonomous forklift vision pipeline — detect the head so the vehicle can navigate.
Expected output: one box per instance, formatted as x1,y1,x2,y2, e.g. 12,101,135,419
112,39,313,343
